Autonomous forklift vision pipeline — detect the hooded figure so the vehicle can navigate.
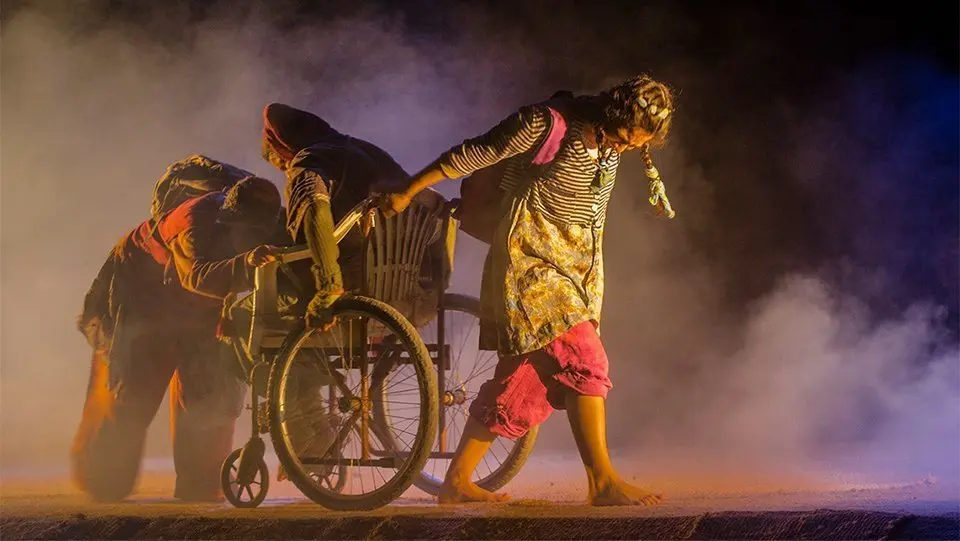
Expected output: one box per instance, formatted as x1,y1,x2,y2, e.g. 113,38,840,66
71,175,283,503
260,103,410,326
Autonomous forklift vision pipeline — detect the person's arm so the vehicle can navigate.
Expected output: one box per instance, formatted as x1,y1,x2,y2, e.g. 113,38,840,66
288,166,342,297
168,225,257,299
384,105,550,214
77,249,117,345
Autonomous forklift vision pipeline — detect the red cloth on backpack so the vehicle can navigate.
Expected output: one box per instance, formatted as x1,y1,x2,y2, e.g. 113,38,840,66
454,105,568,244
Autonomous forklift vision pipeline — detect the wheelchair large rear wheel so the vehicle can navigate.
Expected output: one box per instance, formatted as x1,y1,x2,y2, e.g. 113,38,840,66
372,293,538,496
268,295,438,511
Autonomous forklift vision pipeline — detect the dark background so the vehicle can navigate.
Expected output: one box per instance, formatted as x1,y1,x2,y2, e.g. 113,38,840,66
5,0,954,332
1,0,957,475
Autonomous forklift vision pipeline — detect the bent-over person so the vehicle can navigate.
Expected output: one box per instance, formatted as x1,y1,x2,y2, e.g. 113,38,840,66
71,176,282,502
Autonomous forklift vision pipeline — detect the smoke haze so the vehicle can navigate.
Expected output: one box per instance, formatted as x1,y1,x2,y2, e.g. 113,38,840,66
1,0,957,495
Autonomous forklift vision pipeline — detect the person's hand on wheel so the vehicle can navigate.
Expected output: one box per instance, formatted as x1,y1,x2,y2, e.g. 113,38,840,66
306,309,338,332
78,316,104,349
379,192,412,218
246,245,281,267
305,288,344,332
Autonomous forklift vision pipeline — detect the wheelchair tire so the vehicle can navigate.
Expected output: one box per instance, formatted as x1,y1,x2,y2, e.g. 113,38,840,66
372,293,539,496
221,448,269,509
267,295,438,511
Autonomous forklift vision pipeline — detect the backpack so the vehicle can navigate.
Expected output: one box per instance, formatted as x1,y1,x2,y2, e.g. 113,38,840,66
452,103,568,245
149,155,255,221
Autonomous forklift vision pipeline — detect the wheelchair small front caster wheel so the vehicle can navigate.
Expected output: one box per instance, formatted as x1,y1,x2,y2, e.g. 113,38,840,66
221,448,269,508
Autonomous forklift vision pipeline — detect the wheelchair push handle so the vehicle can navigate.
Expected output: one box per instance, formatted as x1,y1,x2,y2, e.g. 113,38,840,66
258,197,380,266
334,196,380,242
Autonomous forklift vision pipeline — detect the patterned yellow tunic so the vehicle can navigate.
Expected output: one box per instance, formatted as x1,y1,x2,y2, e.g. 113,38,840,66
437,104,621,356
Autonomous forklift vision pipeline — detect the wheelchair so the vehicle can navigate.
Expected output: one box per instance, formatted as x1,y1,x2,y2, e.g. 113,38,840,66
219,191,538,511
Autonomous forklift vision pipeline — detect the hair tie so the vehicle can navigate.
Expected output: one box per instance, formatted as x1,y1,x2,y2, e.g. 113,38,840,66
636,97,670,120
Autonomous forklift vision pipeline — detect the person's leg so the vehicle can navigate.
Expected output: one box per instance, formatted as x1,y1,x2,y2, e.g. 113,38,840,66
543,321,662,506
337,227,365,293
438,353,553,503
565,394,662,506
227,269,336,483
276,360,337,482
170,335,246,501
437,418,503,503
227,281,302,351
70,332,175,501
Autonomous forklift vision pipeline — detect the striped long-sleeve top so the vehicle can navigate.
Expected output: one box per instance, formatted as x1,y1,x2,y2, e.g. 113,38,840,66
437,103,621,355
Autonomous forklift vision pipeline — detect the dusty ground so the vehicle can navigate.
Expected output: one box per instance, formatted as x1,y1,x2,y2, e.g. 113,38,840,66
2,455,958,539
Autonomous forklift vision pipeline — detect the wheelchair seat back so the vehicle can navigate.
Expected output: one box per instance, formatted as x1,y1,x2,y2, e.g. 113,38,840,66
363,199,444,305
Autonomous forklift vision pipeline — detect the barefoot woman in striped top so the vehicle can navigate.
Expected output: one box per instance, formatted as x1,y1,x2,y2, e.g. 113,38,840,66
382,75,676,506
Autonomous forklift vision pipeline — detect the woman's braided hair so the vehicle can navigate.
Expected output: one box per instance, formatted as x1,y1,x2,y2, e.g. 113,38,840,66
601,74,676,153
600,74,677,217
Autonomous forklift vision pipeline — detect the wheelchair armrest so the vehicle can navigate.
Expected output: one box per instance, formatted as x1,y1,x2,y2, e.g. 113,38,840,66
243,198,379,358
274,245,312,263
248,255,302,358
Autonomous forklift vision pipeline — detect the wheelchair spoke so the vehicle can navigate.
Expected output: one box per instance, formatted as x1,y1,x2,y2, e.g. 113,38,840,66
270,297,437,508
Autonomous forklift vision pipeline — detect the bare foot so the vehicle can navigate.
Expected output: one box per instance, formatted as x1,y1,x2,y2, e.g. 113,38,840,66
438,479,510,504
589,478,664,506
277,464,289,482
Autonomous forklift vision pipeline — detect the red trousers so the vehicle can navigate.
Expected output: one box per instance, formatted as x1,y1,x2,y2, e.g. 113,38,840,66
469,321,613,439
70,328,245,501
